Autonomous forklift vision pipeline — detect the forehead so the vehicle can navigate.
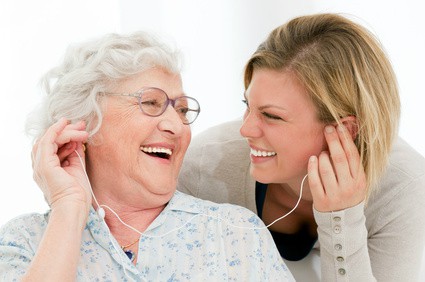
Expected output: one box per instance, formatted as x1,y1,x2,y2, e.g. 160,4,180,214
112,68,183,97
246,68,319,113
246,69,307,98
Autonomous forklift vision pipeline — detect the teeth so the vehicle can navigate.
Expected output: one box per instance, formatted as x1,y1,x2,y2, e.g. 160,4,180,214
140,146,172,156
251,148,276,157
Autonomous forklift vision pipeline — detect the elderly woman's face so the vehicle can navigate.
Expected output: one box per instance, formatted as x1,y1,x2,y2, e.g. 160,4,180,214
88,68,191,205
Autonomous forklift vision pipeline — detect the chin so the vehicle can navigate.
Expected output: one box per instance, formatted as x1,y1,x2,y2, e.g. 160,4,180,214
250,169,274,184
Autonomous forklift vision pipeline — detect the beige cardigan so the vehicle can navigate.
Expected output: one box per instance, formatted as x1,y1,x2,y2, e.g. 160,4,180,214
178,119,425,282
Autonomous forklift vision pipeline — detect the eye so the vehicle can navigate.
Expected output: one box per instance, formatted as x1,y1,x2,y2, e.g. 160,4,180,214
242,99,249,109
175,106,189,115
141,99,162,109
262,111,282,120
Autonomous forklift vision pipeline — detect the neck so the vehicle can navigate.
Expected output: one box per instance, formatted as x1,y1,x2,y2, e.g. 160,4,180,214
109,205,164,236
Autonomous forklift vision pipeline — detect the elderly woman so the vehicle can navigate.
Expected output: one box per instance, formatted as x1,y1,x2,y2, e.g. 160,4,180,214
0,32,293,281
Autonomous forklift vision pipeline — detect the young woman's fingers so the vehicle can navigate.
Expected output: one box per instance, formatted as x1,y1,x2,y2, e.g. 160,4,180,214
308,155,325,199
318,151,338,196
324,125,351,186
336,124,362,177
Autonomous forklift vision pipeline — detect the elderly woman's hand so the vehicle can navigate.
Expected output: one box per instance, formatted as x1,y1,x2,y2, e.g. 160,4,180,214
31,118,91,212
308,124,367,212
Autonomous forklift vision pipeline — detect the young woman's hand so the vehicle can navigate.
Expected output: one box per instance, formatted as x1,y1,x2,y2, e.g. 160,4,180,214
308,124,367,212
31,118,91,212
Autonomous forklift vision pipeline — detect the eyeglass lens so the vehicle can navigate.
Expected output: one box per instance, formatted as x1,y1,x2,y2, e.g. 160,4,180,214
139,88,200,124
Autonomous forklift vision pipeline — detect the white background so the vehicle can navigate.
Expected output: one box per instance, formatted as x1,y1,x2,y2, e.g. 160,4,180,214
1,0,424,227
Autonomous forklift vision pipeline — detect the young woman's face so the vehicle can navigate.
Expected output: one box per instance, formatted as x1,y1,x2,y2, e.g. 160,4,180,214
240,69,326,186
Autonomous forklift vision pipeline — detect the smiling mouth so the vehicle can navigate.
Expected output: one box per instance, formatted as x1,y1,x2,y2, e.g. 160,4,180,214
140,146,173,160
250,148,277,157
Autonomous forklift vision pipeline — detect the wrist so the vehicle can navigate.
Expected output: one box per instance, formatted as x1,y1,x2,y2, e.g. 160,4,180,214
49,200,90,228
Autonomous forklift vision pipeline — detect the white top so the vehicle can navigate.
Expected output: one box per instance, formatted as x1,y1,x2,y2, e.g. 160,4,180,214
178,119,425,282
0,191,294,281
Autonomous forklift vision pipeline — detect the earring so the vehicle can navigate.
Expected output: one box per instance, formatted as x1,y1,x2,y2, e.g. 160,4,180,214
82,143,86,152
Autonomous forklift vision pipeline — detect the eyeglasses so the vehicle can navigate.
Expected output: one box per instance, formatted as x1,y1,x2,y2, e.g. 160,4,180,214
103,87,201,124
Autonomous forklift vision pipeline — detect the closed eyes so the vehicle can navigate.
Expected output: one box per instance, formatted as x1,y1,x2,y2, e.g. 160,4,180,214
262,112,282,120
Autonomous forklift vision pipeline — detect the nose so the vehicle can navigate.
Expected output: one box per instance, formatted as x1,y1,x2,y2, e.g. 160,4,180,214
240,110,262,138
158,104,184,137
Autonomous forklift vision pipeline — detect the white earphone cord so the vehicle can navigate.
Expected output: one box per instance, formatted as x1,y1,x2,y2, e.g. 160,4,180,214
74,150,306,236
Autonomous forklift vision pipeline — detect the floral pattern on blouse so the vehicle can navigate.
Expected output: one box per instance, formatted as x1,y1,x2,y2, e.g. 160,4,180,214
0,191,294,281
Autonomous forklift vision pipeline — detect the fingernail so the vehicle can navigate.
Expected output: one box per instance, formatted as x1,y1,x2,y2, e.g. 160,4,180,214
325,126,334,133
309,155,317,163
337,124,345,132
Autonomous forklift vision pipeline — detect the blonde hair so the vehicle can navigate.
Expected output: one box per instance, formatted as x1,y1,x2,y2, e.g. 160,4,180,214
26,31,181,141
244,13,400,196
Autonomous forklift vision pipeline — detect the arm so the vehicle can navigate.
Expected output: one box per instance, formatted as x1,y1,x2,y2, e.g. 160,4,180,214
22,204,87,281
314,202,373,281
366,174,425,281
314,174,425,282
22,118,90,281
309,124,373,281
308,124,425,281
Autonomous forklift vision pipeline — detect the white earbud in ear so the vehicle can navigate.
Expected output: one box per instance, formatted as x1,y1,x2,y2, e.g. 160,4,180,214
98,207,105,220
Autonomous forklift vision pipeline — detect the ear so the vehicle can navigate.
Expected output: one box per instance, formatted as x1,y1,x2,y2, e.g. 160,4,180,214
339,116,358,140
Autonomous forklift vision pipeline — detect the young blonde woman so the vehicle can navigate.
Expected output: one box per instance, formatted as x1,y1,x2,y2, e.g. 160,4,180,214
178,13,425,281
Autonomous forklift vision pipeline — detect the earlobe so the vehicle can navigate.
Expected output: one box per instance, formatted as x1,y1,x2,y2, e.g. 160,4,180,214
340,116,358,140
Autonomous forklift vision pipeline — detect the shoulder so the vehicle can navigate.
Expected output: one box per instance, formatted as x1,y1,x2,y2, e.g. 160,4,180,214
191,119,245,145
375,137,425,198
0,212,48,248
366,137,425,226
1,212,48,234
387,137,425,179
185,119,249,165
178,120,255,210
185,119,248,159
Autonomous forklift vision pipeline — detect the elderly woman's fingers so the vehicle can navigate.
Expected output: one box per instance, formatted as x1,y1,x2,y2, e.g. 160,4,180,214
30,118,91,209
34,119,88,163
31,118,89,183
32,118,69,172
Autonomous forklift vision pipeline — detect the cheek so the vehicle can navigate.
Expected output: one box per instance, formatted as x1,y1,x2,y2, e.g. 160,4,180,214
303,130,326,157
275,128,325,159
181,129,192,154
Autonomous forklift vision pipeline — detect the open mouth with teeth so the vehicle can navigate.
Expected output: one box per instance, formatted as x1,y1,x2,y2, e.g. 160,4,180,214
250,148,277,157
140,146,173,160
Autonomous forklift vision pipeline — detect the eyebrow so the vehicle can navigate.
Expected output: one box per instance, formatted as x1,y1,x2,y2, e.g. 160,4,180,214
258,104,288,112
244,92,288,112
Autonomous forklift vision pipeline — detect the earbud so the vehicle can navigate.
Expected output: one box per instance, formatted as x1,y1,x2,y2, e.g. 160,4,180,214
98,207,105,220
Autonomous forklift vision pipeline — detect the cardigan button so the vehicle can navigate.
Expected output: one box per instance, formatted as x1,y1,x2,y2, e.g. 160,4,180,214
333,225,341,234
338,268,346,275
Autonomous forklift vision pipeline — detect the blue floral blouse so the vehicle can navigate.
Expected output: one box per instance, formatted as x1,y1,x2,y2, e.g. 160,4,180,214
0,191,294,281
